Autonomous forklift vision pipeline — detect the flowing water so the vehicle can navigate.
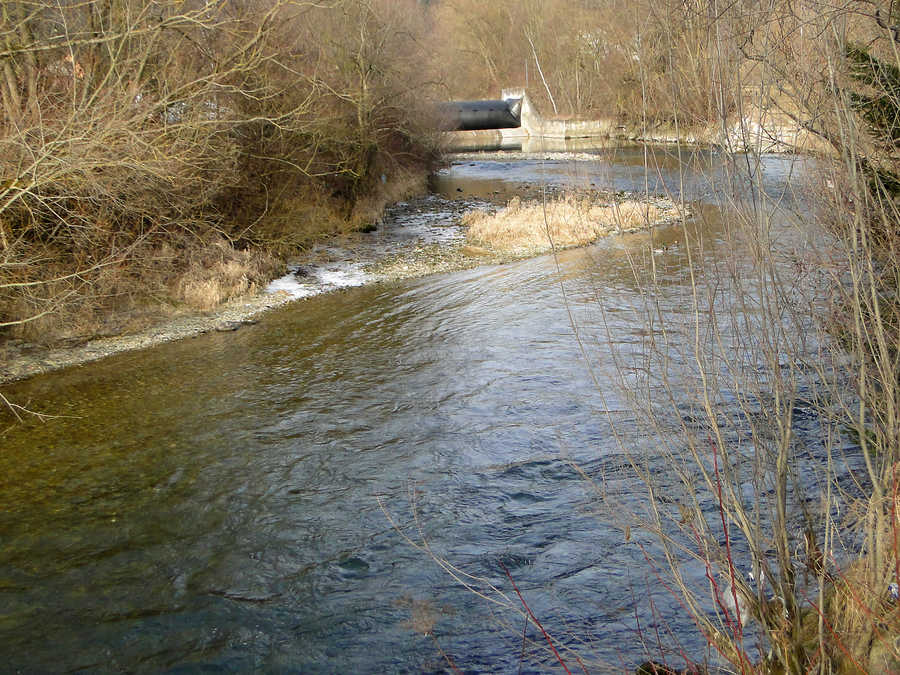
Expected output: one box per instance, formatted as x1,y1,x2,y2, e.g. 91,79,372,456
0,146,858,672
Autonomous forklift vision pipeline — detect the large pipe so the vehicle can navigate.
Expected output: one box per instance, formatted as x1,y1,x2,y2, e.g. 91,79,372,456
437,99,522,131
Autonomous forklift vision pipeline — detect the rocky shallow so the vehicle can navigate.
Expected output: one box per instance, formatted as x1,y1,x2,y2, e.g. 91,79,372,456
1,158,684,385
0,248,518,385
0,293,293,385
0,195,499,385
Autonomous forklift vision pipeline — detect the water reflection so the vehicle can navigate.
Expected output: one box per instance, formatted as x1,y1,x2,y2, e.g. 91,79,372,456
433,145,817,215
444,135,636,154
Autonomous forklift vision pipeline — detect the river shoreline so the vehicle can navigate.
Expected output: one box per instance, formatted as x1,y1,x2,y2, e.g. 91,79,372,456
0,151,682,386
0,250,473,386
0,222,506,386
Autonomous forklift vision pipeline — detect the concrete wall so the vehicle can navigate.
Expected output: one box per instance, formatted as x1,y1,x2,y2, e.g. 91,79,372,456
442,88,822,153
500,88,616,139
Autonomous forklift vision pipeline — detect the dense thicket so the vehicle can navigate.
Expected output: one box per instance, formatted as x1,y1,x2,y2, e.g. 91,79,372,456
429,0,900,158
0,0,438,338
427,0,727,124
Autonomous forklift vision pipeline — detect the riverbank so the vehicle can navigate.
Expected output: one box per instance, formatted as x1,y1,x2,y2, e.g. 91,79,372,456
0,195,456,384
446,90,831,155
0,154,685,386
0,224,520,384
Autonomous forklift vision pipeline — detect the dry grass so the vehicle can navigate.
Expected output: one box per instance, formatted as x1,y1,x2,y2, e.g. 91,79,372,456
0,0,438,347
3,235,283,343
171,240,283,312
243,191,354,254
350,168,430,229
463,193,682,256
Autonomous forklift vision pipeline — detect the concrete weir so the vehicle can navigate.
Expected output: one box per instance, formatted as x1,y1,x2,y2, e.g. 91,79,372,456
442,87,819,153
443,88,615,152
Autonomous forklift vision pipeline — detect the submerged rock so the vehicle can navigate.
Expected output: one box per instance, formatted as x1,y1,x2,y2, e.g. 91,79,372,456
214,319,258,332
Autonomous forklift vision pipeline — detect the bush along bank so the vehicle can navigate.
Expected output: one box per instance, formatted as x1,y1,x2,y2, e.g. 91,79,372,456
0,0,440,347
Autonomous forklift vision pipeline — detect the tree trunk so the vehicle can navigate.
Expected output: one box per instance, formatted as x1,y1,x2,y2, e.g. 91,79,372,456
1,3,22,126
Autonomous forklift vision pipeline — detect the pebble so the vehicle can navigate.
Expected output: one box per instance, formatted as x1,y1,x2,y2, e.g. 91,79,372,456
1,293,291,384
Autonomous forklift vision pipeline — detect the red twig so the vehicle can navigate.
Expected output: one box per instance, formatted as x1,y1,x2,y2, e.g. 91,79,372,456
635,542,707,673
802,597,867,674
691,525,749,669
574,654,589,675
709,435,751,674
499,561,574,675
430,633,463,674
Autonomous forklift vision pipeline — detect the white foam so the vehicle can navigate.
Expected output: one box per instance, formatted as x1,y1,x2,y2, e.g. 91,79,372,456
265,274,318,299
316,266,369,288
265,263,371,300
262,195,468,302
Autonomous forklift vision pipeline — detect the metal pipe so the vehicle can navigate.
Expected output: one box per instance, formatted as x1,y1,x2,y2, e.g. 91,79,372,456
436,99,522,131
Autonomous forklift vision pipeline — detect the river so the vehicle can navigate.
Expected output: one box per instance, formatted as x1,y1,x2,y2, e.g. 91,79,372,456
0,145,856,672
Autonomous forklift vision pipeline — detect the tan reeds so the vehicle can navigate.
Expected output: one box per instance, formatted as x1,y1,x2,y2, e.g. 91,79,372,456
463,193,679,256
